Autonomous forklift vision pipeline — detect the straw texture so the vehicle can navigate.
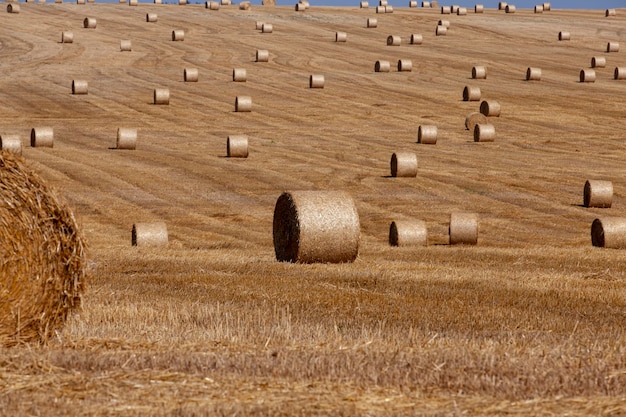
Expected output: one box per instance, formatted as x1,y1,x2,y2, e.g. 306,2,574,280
172,30,185,41
184,68,199,82
465,112,487,131
0,152,86,347
232,68,247,82
526,67,541,81
61,31,74,43
335,32,347,42
132,222,168,247
397,59,412,72
449,212,478,245
418,125,438,144
615,67,626,80
262,23,273,33
235,96,252,112
591,218,626,248
580,69,596,83
480,100,501,117
83,17,96,28
227,135,249,158
309,75,325,88
120,40,132,52
367,18,377,28
146,13,157,22
474,124,496,142
153,88,170,104
591,56,606,68
375,60,390,72
72,80,88,95
0,135,22,155
389,220,427,246
273,191,360,263
390,152,417,177
436,26,447,36
558,31,570,41
410,34,423,45
584,180,612,208
256,50,269,62
607,42,619,52
463,86,481,101
30,127,54,148
472,66,487,79
116,128,137,150
387,35,401,46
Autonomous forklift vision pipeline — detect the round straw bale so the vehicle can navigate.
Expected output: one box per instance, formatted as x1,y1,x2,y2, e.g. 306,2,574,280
222,0,231,4
558,31,570,41
475,4,483,13
233,68,247,82
153,88,170,104
418,125,438,144
262,23,273,33
227,135,249,158
451,5,459,13
615,67,626,80
410,34,423,45
0,153,87,347
422,1,430,6
591,56,606,68
129,0,137,5
436,25,447,36
526,67,541,81
465,112,487,131
120,40,132,52
30,127,53,148
385,5,394,12
367,18,378,28
273,191,360,263
474,123,495,142
441,5,450,14
606,9,616,17
580,69,596,83
132,222,168,247
295,3,305,11
463,86,481,101
6,3,19,12
179,0,187,4
591,218,626,248
375,60,390,72
1,135,22,155
449,213,478,245
543,2,550,10
379,0,388,5
309,74,325,88
72,80,88,95
390,152,417,177
255,21,264,30
438,19,450,27
409,1,417,7
398,59,412,72
472,65,487,79
116,128,137,150
584,180,612,208
389,220,427,246
146,13,158,22
431,0,439,7
184,68,198,82
376,5,385,13
360,1,369,7
172,30,185,41
206,1,219,9
480,100,500,117
83,17,96,28
607,42,619,52
457,7,467,15
256,49,269,62
239,1,251,9
61,31,74,43
335,32,347,42
498,1,507,10
534,5,543,13
235,96,252,112
505,5,515,13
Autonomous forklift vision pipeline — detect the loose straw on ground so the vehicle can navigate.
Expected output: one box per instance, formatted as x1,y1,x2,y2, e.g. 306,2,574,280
184,68,198,82
463,86,481,101
480,100,501,117
235,96,252,112
449,213,478,245
31,127,53,148
390,152,417,177
273,191,360,263
389,220,427,246
418,125,438,144
154,88,170,104
584,180,613,208
116,128,137,150
227,135,249,157
526,67,541,81
132,222,168,247
474,124,495,142
233,68,247,82
1,135,22,155
72,80,88,95
591,218,626,248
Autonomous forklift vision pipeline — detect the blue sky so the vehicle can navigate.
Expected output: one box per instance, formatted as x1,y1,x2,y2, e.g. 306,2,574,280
264,1,623,8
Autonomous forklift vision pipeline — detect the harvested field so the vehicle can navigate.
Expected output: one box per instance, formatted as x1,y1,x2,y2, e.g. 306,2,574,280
1,3,626,416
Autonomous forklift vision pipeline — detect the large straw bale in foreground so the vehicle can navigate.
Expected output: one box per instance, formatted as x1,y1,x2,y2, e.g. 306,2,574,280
0,152,86,346
273,191,360,263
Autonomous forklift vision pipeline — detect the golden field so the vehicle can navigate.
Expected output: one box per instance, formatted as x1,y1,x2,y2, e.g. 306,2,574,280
1,2,626,415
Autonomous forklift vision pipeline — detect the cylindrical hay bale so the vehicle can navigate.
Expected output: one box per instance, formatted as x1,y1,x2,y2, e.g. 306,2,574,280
417,125,438,144
543,2,550,10
146,13,158,22
206,1,219,9
239,1,251,10
226,135,249,158
232,68,247,82
591,56,606,68
410,34,423,45
457,7,467,15
72,80,88,95
389,220,427,246
172,30,185,41
262,23,273,33
273,191,360,263
30,127,53,148
116,128,137,150
255,21,264,30
385,5,393,13
61,31,74,43
558,31,570,41
132,222,168,247
472,66,487,79
120,40,132,52
607,42,619,53
475,4,483,13
584,180,613,208
360,1,369,7
441,5,450,14
449,213,478,245
480,100,501,117
438,19,450,27
379,0,388,5
6,4,19,13
387,35,401,46
256,49,269,62
463,86,481,101
498,1,507,10
465,112,487,131
184,68,199,82
376,5,385,13
605,9,616,17
398,59,412,72
421,1,430,6
179,0,187,4
0,153,87,347
390,152,417,177
436,25,447,36
335,32,347,42
505,5,515,13
375,60,390,72
221,0,231,4
129,0,137,5
309,74,325,88
580,69,596,83
431,0,439,7
295,3,305,11
474,123,495,142
1,135,22,155
409,1,417,7
451,5,459,13
615,67,626,80
235,96,252,112
534,5,543,13
153,88,170,104
526,67,541,81
83,17,96,29
591,218,626,249
367,18,378,28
